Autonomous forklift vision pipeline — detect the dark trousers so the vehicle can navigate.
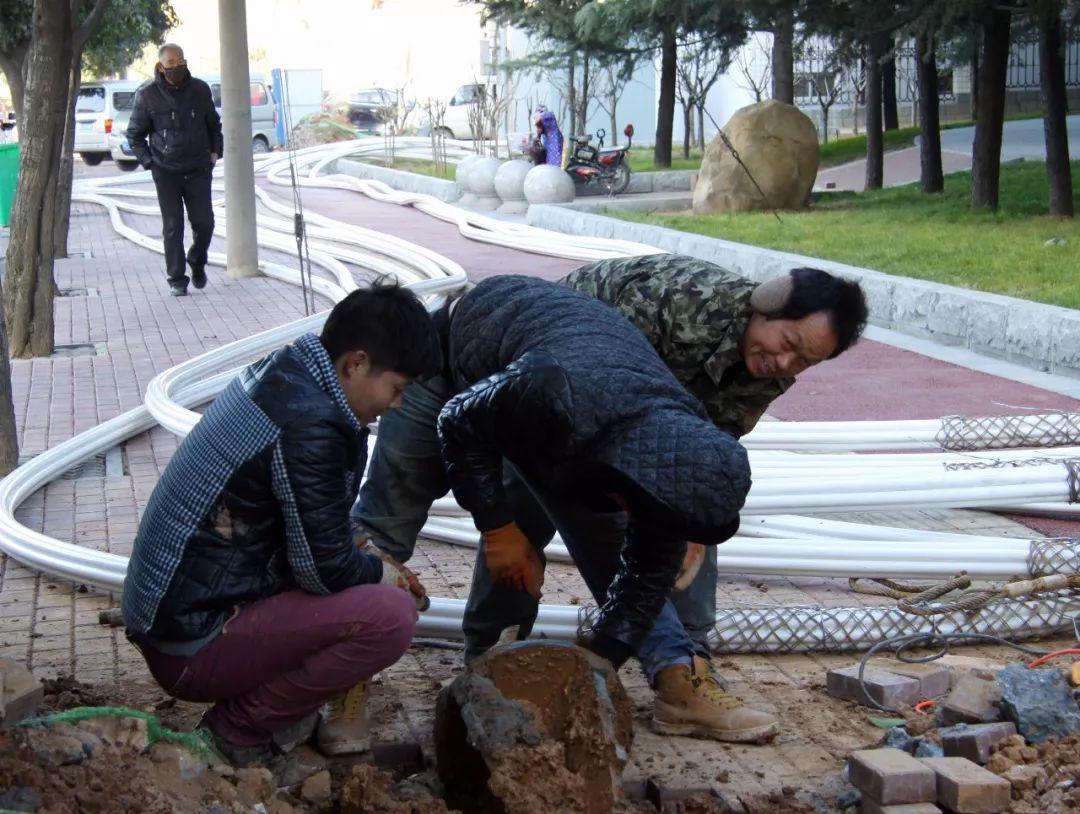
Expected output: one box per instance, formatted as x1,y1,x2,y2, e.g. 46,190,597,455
135,585,417,745
151,165,214,287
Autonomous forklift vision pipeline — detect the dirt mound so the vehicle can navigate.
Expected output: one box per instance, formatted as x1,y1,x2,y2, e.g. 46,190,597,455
289,113,358,149
339,764,455,813
986,733,1080,813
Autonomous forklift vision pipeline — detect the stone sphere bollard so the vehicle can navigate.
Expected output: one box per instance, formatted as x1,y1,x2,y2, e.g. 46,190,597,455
455,155,482,207
468,156,504,210
523,164,575,207
494,160,533,215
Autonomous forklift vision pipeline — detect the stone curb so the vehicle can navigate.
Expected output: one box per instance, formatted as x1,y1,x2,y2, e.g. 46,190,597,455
526,205,1080,379
557,193,693,214
331,157,460,203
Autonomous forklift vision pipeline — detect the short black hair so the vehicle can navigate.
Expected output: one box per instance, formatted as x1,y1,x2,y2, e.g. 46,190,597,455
320,282,441,378
770,267,868,358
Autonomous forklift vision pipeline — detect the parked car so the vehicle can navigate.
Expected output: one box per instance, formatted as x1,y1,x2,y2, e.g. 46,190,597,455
107,73,278,169
438,82,497,140
75,80,143,165
201,74,279,153
346,88,396,129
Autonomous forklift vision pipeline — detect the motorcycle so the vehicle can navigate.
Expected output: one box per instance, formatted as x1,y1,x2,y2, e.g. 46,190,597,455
564,124,634,195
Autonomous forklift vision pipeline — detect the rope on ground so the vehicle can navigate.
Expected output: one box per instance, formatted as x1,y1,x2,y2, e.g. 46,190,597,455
17,706,216,760
852,571,1080,618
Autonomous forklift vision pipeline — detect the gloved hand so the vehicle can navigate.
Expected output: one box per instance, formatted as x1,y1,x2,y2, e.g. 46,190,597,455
674,542,706,592
482,522,544,599
362,541,430,611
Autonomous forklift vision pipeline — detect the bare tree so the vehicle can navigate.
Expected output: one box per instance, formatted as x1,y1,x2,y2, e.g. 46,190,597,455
733,32,773,102
804,60,847,144
593,58,638,146
423,96,448,174
678,39,731,153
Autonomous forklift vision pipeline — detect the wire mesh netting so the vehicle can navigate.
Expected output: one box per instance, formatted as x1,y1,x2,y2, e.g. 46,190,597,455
576,589,1080,655
935,412,1080,451
1029,539,1080,577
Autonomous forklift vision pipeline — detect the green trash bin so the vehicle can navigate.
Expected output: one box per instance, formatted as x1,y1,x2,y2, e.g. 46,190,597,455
0,142,19,228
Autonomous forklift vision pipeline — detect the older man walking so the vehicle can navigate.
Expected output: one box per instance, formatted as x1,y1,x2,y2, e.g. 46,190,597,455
127,43,222,296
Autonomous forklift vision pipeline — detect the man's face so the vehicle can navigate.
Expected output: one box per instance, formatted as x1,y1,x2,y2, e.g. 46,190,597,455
158,48,186,79
740,311,838,379
335,351,411,425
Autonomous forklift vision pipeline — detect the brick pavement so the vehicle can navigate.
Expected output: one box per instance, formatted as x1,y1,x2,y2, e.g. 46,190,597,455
0,175,1075,799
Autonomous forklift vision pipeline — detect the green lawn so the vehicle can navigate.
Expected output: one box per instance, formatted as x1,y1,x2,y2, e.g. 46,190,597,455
610,161,1080,309
377,157,456,180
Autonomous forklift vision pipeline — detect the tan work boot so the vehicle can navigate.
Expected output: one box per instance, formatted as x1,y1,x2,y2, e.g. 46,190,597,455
653,656,779,743
316,680,371,756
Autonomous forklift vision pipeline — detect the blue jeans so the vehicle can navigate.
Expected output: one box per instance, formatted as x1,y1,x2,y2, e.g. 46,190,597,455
353,376,716,682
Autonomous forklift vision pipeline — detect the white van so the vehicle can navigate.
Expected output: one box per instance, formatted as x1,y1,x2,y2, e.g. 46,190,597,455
439,82,498,140
74,80,143,165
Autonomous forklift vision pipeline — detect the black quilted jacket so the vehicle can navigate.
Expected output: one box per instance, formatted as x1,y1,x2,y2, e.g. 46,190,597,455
437,275,751,666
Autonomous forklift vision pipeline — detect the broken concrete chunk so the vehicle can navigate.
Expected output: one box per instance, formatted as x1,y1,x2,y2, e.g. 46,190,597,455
996,663,1080,744
847,748,937,805
1000,764,1048,792
827,665,921,711
0,658,44,730
435,641,633,814
918,756,1011,814
913,740,944,759
938,673,1002,725
300,770,332,805
940,722,1016,764
884,727,919,754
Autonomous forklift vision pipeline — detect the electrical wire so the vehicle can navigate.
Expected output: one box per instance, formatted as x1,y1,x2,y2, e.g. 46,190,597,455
855,631,1076,712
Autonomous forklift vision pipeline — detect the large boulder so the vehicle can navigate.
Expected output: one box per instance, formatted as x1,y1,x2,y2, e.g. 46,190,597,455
693,100,819,215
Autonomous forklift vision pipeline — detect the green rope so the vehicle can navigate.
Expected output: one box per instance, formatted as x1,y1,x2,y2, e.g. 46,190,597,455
17,705,217,761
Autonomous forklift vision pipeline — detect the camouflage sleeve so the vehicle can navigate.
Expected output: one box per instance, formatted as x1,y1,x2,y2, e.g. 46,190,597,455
704,394,769,438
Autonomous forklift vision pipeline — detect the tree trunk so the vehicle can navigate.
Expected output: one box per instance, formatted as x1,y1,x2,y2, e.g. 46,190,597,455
971,8,1011,211
696,105,705,150
567,53,576,140
0,43,29,122
682,103,692,159
771,11,794,103
0,277,18,475
883,49,899,130
579,53,590,134
1039,0,1073,217
917,31,944,194
54,60,81,258
821,106,830,144
653,19,677,168
865,38,885,190
969,34,980,120
4,0,74,358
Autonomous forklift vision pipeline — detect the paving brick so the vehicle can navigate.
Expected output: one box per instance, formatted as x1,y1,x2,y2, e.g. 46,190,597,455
847,749,937,805
918,757,1011,814
939,673,1003,725
940,722,1017,764
868,660,952,698
0,658,44,729
828,665,921,711
860,801,941,814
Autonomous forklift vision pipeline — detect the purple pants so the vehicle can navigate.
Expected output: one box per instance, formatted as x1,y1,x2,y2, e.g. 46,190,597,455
137,585,417,746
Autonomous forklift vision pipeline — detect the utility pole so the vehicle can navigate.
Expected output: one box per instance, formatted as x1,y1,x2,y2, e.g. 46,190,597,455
218,0,259,278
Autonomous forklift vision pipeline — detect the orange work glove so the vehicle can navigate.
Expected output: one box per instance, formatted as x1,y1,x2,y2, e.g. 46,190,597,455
482,522,544,599
674,542,706,592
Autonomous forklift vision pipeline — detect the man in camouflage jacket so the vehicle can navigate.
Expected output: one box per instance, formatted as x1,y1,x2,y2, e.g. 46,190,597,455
558,254,866,738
